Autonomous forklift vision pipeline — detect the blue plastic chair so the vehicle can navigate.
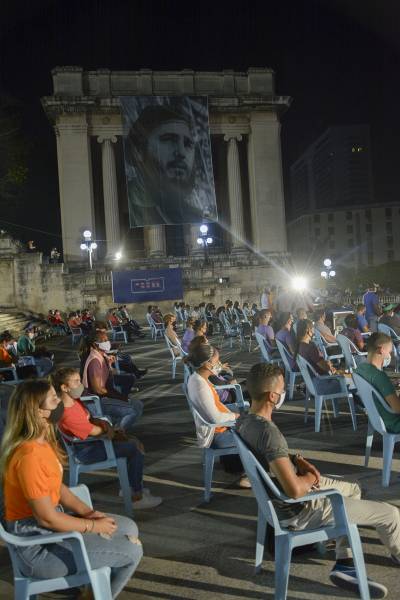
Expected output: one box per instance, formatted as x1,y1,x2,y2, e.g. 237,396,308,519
313,328,343,362
71,327,83,346
182,382,238,502
254,332,283,368
220,313,242,349
0,484,113,600
0,365,21,385
377,323,400,371
108,321,128,344
164,334,186,379
59,425,133,516
146,315,164,341
352,372,400,487
275,339,302,400
336,334,367,372
296,355,357,433
232,431,370,599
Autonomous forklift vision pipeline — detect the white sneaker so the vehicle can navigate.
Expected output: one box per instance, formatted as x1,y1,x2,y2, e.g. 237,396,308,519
133,493,162,509
119,487,150,497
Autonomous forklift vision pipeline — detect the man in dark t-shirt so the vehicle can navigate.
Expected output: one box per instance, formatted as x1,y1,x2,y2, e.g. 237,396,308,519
236,362,400,598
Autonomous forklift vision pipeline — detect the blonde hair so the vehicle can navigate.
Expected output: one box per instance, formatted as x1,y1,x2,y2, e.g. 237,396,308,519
0,380,66,479
163,313,175,327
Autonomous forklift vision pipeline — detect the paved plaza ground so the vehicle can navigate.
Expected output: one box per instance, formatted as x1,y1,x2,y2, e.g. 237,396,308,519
1,331,400,599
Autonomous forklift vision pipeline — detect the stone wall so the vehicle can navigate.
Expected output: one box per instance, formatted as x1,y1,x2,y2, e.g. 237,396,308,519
0,234,289,318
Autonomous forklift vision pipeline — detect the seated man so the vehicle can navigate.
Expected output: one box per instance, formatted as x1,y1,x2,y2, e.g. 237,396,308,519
17,327,53,376
356,303,370,333
0,332,37,381
356,332,400,433
54,367,161,509
341,314,365,352
380,303,400,337
150,306,163,324
237,362,400,598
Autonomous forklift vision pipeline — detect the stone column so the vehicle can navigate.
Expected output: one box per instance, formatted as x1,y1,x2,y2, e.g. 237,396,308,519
224,134,246,250
247,112,287,254
97,136,120,258
146,225,166,257
55,115,95,262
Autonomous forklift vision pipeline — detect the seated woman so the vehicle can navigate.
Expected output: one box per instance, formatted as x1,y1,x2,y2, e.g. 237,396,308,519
0,379,143,597
193,319,208,340
163,313,181,355
181,317,195,354
186,342,249,486
295,319,343,394
94,322,147,379
0,332,37,381
54,368,161,510
188,336,236,404
341,314,365,352
80,332,143,433
17,327,53,376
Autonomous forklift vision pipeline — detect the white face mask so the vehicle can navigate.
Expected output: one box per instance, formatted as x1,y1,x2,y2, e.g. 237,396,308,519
97,341,111,352
383,354,391,368
274,391,286,409
210,362,222,376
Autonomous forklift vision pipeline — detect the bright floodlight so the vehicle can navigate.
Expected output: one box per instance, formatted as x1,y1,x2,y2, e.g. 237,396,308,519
80,243,87,250
292,276,307,291
83,230,92,239
323,258,332,267
199,224,208,234
91,242,98,250
321,271,328,279
206,237,213,244
197,237,204,245
115,251,122,260
329,270,336,277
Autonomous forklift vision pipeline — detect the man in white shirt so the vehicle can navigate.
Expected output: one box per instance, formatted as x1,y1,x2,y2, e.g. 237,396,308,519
260,287,270,309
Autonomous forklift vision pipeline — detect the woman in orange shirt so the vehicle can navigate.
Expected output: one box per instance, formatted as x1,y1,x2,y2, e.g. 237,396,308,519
0,380,142,597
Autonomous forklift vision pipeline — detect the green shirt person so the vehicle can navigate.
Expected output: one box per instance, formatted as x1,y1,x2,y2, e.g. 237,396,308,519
17,330,36,355
355,332,400,433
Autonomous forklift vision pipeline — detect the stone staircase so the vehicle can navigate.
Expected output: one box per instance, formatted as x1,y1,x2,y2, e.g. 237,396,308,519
0,311,30,336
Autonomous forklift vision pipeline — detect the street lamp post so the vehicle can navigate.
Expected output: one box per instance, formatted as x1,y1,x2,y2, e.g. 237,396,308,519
80,230,97,270
197,224,213,263
320,257,336,281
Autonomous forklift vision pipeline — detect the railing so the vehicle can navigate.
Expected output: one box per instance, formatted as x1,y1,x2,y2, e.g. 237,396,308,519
342,295,400,306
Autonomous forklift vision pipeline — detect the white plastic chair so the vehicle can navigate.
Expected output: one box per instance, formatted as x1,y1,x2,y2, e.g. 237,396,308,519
296,355,357,433
336,334,367,372
352,372,400,487
0,484,113,599
164,334,186,379
71,327,83,345
107,321,128,344
146,315,164,341
232,431,371,600
378,323,400,371
0,365,21,385
314,328,343,362
275,339,302,400
219,313,242,349
183,382,238,502
254,332,283,367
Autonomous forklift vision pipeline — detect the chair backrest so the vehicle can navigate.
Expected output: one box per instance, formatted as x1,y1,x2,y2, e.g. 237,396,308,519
378,322,400,342
295,355,318,396
164,333,185,358
146,314,154,328
352,372,394,434
71,327,82,335
232,430,289,532
254,332,271,362
276,338,296,373
183,362,193,385
313,328,328,356
336,334,358,371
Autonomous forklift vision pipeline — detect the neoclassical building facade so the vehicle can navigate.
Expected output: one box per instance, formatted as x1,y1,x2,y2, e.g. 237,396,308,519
42,67,290,267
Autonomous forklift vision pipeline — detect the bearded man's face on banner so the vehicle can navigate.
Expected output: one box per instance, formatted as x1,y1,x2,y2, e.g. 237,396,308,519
145,119,195,195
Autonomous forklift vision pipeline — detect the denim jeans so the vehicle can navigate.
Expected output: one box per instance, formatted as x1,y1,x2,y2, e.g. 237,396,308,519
99,397,143,434
111,373,136,396
74,440,144,493
6,512,143,598
211,429,235,449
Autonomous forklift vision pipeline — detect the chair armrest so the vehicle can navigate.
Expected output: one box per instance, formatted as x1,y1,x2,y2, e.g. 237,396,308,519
316,374,349,393
7,529,84,548
286,487,344,504
61,433,116,461
284,488,348,528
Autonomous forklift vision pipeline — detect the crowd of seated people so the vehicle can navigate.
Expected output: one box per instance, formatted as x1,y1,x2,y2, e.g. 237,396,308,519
0,329,54,381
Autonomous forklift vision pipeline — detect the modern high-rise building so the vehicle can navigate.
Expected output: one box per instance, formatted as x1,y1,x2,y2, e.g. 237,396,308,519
289,125,373,219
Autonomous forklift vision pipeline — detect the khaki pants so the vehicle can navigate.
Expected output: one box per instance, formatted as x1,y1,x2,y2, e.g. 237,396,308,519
284,476,400,560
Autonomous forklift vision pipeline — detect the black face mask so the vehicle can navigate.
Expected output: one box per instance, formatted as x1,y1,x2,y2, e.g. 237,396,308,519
46,402,65,424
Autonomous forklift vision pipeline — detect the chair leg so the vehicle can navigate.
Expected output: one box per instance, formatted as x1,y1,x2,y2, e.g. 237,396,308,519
117,458,133,515
288,374,295,401
255,508,267,574
304,392,309,423
364,423,374,467
315,396,323,433
274,535,292,600
14,580,30,600
347,523,371,600
331,398,339,418
382,435,395,487
90,566,113,600
172,359,176,379
348,395,357,430
69,464,79,487
203,450,215,503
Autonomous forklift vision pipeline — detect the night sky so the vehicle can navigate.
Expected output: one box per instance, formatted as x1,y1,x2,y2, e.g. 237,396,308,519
1,0,399,252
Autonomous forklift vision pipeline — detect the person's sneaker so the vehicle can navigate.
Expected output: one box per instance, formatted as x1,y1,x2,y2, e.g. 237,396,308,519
136,368,148,378
330,564,388,598
119,487,150,497
239,476,252,489
133,493,162,509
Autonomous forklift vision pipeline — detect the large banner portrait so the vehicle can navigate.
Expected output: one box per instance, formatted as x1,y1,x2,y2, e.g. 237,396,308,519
120,96,217,227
